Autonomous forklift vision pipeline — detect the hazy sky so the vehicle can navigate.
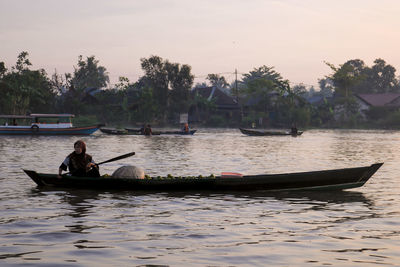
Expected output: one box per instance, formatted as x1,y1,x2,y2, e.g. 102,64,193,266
1,0,400,88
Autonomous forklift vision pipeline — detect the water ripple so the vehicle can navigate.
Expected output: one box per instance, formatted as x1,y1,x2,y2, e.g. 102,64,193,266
0,129,399,266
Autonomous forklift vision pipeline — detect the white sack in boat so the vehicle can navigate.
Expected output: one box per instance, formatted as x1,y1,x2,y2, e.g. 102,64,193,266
112,165,145,179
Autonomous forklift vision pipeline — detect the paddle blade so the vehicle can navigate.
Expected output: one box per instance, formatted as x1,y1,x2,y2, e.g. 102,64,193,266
97,152,135,165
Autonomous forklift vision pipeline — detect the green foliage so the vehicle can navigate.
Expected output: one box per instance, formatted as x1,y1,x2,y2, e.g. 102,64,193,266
3,51,400,129
208,115,227,126
131,86,158,123
241,65,290,95
140,55,194,122
0,62,6,78
310,99,334,126
115,76,130,91
71,55,109,90
206,74,229,88
358,59,399,93
72,115,99,126
291,107,311,126
326,58,400,95
0,52,56,114
383,110,400,127
318,78,334,97
140,55,169,116
325,60,364,98
167,62,194,115
366,106,391,121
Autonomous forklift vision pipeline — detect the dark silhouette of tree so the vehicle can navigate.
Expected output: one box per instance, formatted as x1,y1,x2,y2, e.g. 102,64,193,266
206,74,229,88
0,51,55,114
140,55,194,122
71,55,109,90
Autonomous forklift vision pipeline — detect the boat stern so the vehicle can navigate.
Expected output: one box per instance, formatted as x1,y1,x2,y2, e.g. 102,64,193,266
23,170,45,186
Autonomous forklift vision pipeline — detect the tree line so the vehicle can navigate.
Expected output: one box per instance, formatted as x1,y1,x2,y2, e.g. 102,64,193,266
1,51,400,128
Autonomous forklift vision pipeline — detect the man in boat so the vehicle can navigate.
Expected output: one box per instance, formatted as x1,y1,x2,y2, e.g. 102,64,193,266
58,140,100,178
182,123,189,133
290,123,298,135
143,124,152,136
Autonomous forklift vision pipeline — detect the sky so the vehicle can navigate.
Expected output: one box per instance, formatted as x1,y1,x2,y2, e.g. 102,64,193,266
1,0,400,89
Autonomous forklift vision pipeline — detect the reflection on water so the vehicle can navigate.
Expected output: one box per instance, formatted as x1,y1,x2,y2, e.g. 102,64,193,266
0,129,399,266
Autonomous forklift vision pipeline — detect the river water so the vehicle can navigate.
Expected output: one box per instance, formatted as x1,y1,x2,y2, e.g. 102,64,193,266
0,128,399,266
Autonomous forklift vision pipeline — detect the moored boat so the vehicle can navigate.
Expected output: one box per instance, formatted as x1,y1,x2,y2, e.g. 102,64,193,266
120,128,161,135
124,128,196,135
100,127,129,135
159,130,197,135
239,128,303,136
23,163,383,191
0,114,99,135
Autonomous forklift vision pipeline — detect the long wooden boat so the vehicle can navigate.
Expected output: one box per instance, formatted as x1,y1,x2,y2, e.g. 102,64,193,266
159,130,197,135
239,128,303,136
124,128,195,135
100,127,129,135
23,163,383,191
0,114,99,135
100,127,162,135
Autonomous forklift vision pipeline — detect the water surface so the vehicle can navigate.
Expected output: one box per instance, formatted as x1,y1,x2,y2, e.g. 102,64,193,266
0,129,399,266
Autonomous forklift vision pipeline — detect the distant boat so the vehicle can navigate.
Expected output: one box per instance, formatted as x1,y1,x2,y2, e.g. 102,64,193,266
100,127,129,135
159,129,197,135
125,128,196,135
102,127,161,135
0,114,99,135
239,128,303,136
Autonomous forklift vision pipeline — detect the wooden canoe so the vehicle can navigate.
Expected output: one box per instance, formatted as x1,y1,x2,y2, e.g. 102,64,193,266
159,130,197,135
23,163,382,192
124,128,195,135
100,127,129,135
101,128,161,135
239,128,303,136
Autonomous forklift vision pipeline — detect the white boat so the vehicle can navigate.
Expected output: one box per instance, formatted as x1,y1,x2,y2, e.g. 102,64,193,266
0,114,99,135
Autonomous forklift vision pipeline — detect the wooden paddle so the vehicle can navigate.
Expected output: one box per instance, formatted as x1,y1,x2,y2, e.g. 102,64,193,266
96,152,135,166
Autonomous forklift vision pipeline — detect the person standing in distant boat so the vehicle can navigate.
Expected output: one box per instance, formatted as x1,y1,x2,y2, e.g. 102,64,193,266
58,140,100,178
182,123,189,133
143,124,152,136
290,123,298,135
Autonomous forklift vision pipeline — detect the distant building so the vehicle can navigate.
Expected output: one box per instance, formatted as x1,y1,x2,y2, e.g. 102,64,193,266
356,93,400,108
335,93,400,121
306,95,333,107
81,87,102,104
189,86,240,123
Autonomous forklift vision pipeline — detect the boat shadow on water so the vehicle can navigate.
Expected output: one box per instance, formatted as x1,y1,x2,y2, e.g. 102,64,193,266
27,186,374,207
25,187,376,235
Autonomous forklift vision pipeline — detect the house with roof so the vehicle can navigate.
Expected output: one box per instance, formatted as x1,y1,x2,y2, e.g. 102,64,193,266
306,95,334,107
189,86,240,124
356,93,400,110
347,93,400,120
331,92,400,121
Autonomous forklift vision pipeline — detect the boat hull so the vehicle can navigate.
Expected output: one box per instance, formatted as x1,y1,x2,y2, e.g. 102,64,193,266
239,128,303,136
0,125,99,135
123,128,196,135
100,128,129,135
159,130,197,135
23,163,383,191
